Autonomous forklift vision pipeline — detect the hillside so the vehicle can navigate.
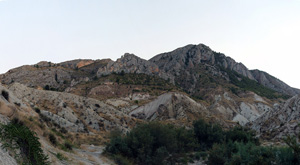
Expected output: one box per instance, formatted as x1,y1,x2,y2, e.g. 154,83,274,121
0,43,299,164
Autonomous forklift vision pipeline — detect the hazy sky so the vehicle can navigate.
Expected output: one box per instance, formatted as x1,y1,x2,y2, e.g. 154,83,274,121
0,0,299,88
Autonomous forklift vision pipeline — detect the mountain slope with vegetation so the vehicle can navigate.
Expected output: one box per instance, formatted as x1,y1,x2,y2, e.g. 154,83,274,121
0,43,299,164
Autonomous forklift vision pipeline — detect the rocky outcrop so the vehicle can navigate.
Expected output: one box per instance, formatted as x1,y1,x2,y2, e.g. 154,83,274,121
0,143,18,165
208,92,273,126
150,44,255,81
1,43,298,97
129,92,210,125
0,65,73,89
8,83,137,133
128,91,273,127
97,53,173,80
58,59,95,69
150,44,298,96
251,69,300,96
251,95,300,140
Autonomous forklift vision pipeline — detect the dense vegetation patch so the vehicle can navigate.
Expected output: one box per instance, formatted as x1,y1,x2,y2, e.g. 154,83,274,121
105,122,196,164
0,119,49,165
106,119,299,165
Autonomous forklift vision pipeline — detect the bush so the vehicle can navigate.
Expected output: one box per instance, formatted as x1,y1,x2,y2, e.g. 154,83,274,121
193,119,224,149
49,133,57,146
113,154,132,165
207,142,297,165
64,141,73,151
106,119,300,165
225,126,259,145
207,143,227,165
44,85,50,90
34,107,41,113
1,90,9,101
106,122,197,165
284,135,300,164
0,119,49,164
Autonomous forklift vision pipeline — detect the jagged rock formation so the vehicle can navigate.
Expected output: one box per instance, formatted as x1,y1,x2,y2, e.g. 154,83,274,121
150,44,299,96
250,95,300,141
150,44,254,80
97,53,172,81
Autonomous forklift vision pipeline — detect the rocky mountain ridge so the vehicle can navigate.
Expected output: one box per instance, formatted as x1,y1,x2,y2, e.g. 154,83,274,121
0,43,299,164
1,43,298,98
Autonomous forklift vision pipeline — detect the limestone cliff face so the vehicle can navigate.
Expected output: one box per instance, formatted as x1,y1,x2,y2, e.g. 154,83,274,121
251,95,300,140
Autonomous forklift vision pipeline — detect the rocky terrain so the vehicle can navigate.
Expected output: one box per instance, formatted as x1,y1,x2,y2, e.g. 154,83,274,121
0,43,299,164
250,95,300,141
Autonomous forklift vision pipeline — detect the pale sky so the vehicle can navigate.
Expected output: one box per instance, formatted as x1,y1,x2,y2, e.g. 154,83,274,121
0,0,299,88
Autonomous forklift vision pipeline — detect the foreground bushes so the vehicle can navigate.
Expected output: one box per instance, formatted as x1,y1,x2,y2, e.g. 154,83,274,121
208,142,298,165
0,119,49,165
105,122,197,164
106,119,299,165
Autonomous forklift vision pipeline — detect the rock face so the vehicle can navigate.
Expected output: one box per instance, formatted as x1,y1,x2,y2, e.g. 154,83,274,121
128,91,273,127
0,142,18,165
150,44,299,96
207,92,273,126
8,83,136,133
0,65,73,90
150,44,255,81
251,69,300,96
0,43,298,97
97,53,172,80
58,59,95,69
251,95,300,140
129,92,208,122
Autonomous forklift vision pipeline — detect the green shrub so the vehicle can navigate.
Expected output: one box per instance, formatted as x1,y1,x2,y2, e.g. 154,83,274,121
284,135,300,164
113,154,132,165
193,119,224,149
273,147,295,165
0,119,49,164
207,142,296,165
56,152,67,161
207,143,227,165
49,133,57,146
63,141,73,151
106,119,300,165
106,122,197,165
225,126,259,145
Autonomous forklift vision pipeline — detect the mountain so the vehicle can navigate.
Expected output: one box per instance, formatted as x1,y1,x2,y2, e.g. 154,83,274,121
0,43,299,164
